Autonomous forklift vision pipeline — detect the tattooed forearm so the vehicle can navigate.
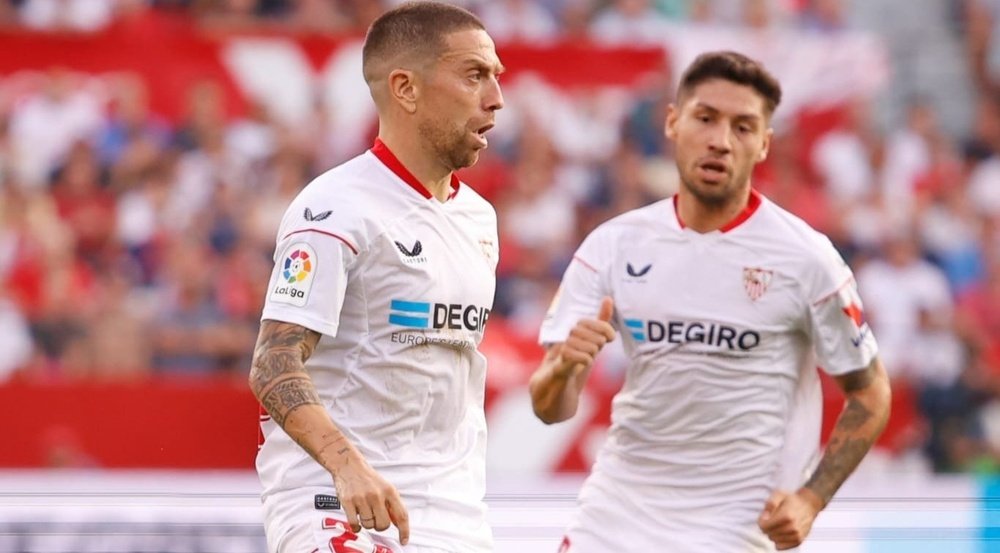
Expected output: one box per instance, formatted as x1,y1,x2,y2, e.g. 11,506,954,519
804,399,875,505
837,365,875,393
249,320,322,425
260,377,322,426
803,358,891,508
835,395,873,431
248,320,360,474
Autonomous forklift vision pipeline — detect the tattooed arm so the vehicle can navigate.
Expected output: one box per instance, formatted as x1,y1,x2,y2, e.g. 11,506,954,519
249,320,410,543
758,357,891,550
803,357,892,506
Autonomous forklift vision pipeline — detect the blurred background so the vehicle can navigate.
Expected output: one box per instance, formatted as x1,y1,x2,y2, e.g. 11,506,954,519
1,0,1000,551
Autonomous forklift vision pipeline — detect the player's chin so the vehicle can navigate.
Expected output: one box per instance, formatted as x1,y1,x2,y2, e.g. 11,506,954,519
687,177,726,195
453,145,483,169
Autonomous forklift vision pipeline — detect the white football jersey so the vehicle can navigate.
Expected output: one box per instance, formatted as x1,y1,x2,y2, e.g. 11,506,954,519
257,139,499,551
540,190,878,552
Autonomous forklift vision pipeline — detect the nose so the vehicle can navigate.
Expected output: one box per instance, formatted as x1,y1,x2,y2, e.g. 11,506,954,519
484,75,504,112
707,123,732,155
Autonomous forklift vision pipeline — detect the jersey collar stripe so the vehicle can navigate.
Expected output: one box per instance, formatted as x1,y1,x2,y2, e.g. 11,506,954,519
282,228,359,255
572,255,599,273
719,188,763,232
672,188,763,233
370,138,461,201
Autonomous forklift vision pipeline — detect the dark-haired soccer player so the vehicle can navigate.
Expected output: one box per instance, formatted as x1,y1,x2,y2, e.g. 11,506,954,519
531,51,891,552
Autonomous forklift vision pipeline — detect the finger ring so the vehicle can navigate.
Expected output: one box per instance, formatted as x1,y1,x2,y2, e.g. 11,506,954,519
360,516,375,523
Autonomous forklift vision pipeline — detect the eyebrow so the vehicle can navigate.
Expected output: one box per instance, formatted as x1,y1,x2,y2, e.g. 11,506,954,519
692,102,762,122
460,58,505,74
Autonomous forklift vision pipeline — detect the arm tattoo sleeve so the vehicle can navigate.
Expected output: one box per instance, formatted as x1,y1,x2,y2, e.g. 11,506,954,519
804,358,890,507
249,321,322,426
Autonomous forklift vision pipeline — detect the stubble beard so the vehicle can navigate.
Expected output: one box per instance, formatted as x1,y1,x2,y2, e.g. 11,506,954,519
680,174,734,208
679,157,754,209
418,117,479,171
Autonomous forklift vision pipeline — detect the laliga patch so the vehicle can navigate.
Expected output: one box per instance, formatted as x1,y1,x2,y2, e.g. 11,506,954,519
270,242,316,307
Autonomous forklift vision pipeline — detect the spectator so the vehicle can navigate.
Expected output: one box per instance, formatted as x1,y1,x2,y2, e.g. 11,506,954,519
18,0,116,31
50,141,116,266
0,292,33,380
811,98,879,206
96,74,171,175
881,100,938,217
800,0,849,33
114,159,173,285
590,0,670,44
856,231,956,381
916,145,984,294
281,0,352,32
498,120,577,267
477,0,558,43
967,96,1000,217
150,237,254,374
8,69,104,190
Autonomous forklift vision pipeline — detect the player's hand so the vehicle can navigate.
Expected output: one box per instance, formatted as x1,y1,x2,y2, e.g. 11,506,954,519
757,488,823,550
553,297,616,379
329,452,410,545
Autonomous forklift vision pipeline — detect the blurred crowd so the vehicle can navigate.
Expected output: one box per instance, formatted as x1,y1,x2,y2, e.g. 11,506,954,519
2,0,1000,475
0,0,876,34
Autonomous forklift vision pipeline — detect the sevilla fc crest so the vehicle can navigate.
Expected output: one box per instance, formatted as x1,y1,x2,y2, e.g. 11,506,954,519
479,238,498,268
743,267,773,301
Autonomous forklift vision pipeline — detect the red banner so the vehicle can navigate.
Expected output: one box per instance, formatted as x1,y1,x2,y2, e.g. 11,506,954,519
0,12,667,123
0,365,917,469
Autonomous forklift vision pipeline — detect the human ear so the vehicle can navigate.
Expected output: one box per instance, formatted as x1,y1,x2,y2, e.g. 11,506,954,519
665,104,679,141
758,128,773,161
388,69,419,114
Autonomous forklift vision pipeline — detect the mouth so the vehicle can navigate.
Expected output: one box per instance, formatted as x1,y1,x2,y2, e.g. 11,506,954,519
473,123,494,148
696,159,730,182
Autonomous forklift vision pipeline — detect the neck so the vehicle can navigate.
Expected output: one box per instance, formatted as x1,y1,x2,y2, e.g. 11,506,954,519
676,185,753,233
377,127,453,202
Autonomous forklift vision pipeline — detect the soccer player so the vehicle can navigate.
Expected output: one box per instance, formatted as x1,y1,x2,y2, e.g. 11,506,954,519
248,3,504,552
530,51,891,552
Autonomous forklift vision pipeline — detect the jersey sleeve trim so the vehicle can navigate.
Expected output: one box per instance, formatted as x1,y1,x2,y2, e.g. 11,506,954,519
572,255,599,273
811,275,852,307
281,228,359,255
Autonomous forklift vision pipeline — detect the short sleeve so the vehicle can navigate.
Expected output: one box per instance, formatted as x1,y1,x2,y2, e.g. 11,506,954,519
260,191,364,337
805,237,878,376
538,231,609,345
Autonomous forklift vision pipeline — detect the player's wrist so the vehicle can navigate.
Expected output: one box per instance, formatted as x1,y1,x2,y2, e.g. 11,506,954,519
796,486,827,514
318,441,363,475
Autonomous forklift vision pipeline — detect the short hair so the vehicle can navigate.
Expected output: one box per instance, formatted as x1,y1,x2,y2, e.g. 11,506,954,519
677,51,782,117
362,2,485,85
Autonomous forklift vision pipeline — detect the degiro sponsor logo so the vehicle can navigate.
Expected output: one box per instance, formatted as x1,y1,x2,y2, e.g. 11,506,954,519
389,299,490,332
623,318,761,351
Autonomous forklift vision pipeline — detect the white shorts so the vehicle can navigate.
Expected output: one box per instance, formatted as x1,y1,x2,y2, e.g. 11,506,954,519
263,487,457,553
559,473,786,553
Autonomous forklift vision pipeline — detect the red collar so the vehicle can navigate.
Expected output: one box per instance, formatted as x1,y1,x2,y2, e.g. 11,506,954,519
673,188,762,232
370,138,460,201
